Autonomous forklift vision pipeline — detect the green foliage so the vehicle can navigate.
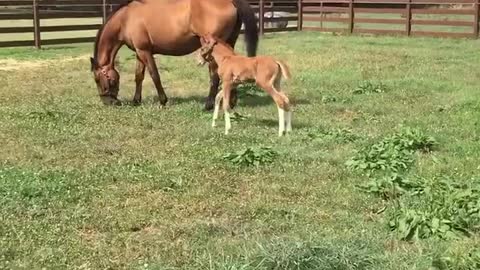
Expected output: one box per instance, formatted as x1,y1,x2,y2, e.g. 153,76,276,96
321,95,337,103
353,81,387,95
389,177,480,241
432,248,480,270
223,146,278,167
346,128,436,173
357,173,424,199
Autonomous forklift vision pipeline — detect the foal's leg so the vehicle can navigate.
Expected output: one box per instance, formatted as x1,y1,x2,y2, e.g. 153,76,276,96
133,56,146,105
226,27,241,109
205,61,220,111
222,82,233,135
212,90,223,127
286,110,292,132
258,81,290,136
136,50,168,106
274,78,292,133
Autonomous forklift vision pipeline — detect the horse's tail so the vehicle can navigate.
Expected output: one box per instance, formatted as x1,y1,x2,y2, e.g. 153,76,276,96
276,60,291,80
233,0,259,57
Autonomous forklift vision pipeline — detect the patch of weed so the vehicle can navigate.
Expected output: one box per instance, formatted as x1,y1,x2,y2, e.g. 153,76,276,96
346,128,436,173
223,146,278,167
389,177,480,241
432,247,480,270
353,81,387,95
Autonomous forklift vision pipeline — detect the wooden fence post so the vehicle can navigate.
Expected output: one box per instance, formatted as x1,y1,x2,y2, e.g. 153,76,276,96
259,0,264,35
474,0,479,38
406,0,412,36
33,0,41,49
102,0,108,24
348,0,354,33
297,0,303,31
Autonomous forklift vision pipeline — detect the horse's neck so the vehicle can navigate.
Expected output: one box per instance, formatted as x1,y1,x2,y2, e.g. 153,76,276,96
212,44,235,65
96,18,124,68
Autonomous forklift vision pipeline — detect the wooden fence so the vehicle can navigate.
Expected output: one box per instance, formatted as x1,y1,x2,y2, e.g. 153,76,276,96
0,0,479,48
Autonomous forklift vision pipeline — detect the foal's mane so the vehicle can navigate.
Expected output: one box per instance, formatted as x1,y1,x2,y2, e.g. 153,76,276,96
212,36,234,52
93,0,142,61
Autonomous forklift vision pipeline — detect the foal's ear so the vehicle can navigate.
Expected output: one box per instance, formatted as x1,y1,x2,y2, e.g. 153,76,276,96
90,57,97,71
205,34,216,44
198,36,204,44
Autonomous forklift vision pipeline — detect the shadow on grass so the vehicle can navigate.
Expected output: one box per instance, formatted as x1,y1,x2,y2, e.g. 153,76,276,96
255,118,310,130
240,95,311,108
118,94,310,112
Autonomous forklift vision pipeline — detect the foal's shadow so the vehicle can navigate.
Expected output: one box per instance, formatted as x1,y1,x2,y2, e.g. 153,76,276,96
254,118,310,130
239,94,311,108
169,95,205,106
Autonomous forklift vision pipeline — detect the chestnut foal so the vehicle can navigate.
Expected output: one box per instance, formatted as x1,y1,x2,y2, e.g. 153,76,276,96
197,34,292,136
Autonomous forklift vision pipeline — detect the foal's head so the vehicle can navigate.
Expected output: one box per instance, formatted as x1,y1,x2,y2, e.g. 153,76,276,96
197,35,218,66
90,57,121,105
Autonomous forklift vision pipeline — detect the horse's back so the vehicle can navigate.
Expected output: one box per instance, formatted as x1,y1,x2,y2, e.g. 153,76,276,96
123,0,238,55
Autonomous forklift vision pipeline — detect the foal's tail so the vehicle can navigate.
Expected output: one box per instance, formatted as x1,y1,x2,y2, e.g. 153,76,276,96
276,60,291,80
233,0,259,57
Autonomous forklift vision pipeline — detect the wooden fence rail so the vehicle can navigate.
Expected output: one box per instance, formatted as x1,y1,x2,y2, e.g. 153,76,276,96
0,0,479,48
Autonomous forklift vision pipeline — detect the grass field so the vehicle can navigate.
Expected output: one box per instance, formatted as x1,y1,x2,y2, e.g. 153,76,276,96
1,32,480,269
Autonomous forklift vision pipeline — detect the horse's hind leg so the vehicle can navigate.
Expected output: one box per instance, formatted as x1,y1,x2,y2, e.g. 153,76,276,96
259,79,290,136
274,77,292,133
136,49,168,106
133,56,146,105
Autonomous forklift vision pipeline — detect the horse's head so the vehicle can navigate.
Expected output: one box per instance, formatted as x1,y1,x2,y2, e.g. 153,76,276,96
197,35,218,66
90,57,121,106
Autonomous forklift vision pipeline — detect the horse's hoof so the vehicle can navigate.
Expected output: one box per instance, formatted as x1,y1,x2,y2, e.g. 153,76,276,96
132,99,141,106
205,100,215,111
229,97,238,109
101,96,122,106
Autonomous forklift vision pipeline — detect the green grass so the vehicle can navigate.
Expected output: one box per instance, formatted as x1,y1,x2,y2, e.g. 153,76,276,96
1,31,480,269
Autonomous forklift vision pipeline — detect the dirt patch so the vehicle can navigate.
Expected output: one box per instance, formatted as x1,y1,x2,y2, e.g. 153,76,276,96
0,54,89,71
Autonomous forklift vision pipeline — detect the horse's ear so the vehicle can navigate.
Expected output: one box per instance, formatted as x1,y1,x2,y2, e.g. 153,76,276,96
90,57,97,71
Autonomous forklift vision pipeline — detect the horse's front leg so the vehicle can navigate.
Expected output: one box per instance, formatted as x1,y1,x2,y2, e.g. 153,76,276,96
205,61,237,111
133,56,146,105
136,50,168,106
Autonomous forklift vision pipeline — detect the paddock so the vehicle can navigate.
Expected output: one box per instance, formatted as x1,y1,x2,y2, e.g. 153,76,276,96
1,1,480,269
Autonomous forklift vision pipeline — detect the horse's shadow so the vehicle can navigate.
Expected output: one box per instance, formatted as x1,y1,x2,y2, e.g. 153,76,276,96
120,94,310,111
118,95,311,130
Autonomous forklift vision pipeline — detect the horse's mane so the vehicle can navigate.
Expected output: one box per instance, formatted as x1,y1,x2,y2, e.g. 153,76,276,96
93,0,141,61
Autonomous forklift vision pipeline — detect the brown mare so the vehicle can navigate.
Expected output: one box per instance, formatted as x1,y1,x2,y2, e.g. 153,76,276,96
90,0,259,110
197,35,292,136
